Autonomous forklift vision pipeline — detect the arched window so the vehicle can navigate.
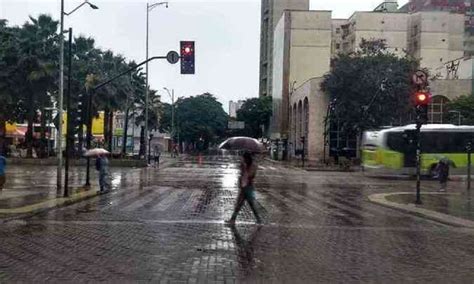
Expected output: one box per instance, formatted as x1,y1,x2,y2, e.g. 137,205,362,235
293,104,297,148
429,96,450,124
303,98,309,153
298,101,303,148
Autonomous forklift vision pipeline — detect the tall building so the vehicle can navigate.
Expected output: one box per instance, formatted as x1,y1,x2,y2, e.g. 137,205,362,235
229,100,245,118
271,10,332,142
402,0,474,56
259,0,310,97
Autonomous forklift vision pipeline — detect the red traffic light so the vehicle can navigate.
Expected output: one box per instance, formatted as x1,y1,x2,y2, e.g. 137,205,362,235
414,92,431,106
180,41,195,74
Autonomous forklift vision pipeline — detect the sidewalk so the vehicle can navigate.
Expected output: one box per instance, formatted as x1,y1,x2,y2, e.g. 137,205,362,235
264,157,358,172
0,156,176,222
369,185,474,228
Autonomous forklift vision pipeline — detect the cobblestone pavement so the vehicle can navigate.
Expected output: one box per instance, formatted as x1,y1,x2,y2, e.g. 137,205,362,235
1,155,474,282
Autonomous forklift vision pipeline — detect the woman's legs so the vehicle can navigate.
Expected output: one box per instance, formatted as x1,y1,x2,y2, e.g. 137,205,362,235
247,197,262,224
230,193,246,221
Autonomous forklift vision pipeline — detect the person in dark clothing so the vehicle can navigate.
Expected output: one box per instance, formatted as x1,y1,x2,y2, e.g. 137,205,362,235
436,158,450,192
153,146,161,168
0,152,6,190
95,154,111,193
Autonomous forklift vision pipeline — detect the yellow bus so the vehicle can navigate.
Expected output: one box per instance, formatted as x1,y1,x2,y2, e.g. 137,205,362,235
362,124,474,176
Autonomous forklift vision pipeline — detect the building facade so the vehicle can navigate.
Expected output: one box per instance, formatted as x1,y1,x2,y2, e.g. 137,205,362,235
229,100,245,118
267,0,473,163
259,0,309,97
270,10,332,144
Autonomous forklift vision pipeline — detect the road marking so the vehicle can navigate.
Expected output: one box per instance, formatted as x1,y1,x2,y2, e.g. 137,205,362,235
121,187,173,211
150,189,184,211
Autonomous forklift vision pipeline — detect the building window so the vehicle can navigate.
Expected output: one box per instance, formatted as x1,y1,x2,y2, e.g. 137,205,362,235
336,28,341,34
429,96,450,124
336,43,341,49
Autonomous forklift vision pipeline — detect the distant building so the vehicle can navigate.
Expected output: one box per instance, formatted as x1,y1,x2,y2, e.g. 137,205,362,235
229,100,245,118
259,0,310,97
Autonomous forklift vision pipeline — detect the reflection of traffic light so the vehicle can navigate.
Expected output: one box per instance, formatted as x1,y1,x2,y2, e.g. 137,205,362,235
180,41,195,74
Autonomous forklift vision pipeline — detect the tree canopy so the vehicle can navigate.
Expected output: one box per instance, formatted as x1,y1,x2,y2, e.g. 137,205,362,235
0,15,159,156
236,96,272,138
321,38,418,137
167,93,228,147
446,95,474,125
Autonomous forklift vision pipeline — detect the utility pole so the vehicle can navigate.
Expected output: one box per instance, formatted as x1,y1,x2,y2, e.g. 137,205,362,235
57,0,65,194
64,27,72,197
145,1,168,162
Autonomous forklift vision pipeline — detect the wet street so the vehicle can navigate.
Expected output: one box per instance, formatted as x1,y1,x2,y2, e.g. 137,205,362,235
1,155,474,282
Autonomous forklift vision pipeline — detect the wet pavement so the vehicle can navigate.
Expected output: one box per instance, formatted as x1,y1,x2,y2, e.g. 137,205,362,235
0,155,474,282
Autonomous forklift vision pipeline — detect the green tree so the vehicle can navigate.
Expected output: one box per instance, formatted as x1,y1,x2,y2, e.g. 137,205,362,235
175,93,228,150
12,15,59,157
446,95,474,125
236,96,272,138
321,38,418,140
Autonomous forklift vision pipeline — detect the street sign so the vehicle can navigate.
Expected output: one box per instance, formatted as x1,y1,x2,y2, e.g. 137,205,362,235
412,70,428,86
228,121,245,129
166,51,180,64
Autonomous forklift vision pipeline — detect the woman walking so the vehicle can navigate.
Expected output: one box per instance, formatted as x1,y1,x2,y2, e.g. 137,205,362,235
226,152,262,225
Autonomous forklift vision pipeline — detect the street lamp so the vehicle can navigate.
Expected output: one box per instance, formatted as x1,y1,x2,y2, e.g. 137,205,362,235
145,1,168,163
449,110,462,125
163,87,175,140
57,0,98,192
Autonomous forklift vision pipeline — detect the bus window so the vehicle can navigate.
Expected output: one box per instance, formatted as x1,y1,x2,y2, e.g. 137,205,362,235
386,132,405,152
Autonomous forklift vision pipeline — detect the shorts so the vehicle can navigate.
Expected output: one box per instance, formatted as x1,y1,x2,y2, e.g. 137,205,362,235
243,185,256,200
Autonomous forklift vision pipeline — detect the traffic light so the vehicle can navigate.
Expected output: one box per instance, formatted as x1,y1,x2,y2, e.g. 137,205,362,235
414,92,431,106
413,91,431,124
180,41,195,74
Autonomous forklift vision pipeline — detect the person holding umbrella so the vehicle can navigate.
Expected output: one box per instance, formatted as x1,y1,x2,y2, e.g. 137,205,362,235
85,148,111,193
96,152,111,193
226,151,262,225
220,137,265,225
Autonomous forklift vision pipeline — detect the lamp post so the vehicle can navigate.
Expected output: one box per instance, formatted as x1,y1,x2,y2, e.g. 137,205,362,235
449,110,462,125
58,0,98,193
145,1,168,162
163,87,175,140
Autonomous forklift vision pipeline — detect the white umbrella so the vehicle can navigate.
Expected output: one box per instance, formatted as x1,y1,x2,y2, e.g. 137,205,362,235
84,148,110,157
219,137,265,153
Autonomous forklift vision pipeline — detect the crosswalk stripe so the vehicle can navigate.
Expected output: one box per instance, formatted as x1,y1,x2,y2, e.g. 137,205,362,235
121,187,172,211
150,189,184,212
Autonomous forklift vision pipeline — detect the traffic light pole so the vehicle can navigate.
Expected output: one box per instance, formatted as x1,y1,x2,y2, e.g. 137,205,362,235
467,142,472,191
415,122,422,204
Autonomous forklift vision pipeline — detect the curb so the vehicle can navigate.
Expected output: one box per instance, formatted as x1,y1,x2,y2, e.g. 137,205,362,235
0,188,104,224
368,192,474,229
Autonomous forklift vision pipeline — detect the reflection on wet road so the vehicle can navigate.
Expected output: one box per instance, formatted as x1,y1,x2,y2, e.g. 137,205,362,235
0,155,474,282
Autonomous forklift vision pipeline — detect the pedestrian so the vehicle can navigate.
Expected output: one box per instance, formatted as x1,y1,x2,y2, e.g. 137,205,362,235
154,146,161,168
95,153,111,193
0,152,6,190
436,158,450,192
226,152,262,225
173,144,179,158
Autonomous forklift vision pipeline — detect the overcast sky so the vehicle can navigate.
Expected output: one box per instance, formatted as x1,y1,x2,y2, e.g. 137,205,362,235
1,0,408,111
